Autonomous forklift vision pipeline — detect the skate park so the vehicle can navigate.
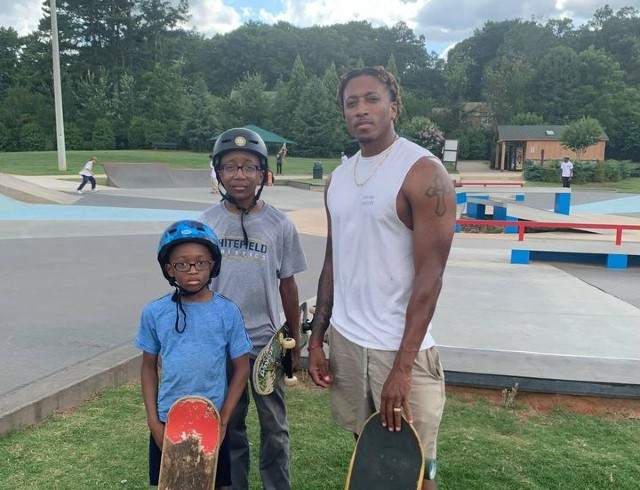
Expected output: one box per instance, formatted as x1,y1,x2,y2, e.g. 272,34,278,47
1,162,639,436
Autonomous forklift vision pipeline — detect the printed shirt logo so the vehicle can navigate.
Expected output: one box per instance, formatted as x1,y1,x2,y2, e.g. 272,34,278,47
219,236,268,261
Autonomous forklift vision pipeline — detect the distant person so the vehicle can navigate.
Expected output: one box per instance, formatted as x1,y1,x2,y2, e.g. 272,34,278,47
340,151,348,165
136,220,252,488
276,143,287,175
561,156,574,188
209,153,219,193
77,156,97,194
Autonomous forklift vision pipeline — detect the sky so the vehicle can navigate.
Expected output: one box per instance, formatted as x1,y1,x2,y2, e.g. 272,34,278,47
1,0,636,56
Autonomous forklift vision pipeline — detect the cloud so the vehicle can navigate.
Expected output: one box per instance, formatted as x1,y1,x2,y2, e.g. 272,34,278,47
187,0,243,35
414,0,633,42
258,0,428,30
0,0,41,35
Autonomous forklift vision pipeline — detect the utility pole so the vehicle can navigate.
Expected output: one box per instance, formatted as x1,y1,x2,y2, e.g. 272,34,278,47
50,0,67,171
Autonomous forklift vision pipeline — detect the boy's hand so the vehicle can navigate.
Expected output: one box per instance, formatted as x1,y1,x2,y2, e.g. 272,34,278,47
220,422,227,443
148,419,165,449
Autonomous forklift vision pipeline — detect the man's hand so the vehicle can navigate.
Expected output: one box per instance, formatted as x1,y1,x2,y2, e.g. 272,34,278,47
148,419,165,449
307,347,333,388
380,368,413,432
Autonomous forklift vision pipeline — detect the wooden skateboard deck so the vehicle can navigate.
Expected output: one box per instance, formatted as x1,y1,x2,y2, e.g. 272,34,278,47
253,324,297,395
345,411,425,490
158,396,221,490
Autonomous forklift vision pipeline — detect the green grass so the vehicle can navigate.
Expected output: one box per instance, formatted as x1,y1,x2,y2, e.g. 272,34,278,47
0,150,341,177
1,379,638,489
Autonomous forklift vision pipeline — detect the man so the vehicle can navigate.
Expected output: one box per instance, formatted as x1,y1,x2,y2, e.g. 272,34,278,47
276,143,287,175
307,66,455,490
200,128,307,490
340,151,348,166
561,156,574,188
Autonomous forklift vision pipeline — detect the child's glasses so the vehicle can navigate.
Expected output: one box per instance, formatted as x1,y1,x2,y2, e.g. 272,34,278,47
221,164,261,177
171,261,213,272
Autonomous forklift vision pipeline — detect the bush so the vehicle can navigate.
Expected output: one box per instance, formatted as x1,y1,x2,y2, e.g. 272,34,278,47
19,122,48,151
524,159,639,183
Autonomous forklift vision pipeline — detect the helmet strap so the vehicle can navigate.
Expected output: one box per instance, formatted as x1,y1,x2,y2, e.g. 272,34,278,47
217,170,266,247
170,281,211,334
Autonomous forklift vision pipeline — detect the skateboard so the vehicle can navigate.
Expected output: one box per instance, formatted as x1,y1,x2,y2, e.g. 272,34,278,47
158,396,221,490
344,411,425,490
253,323,297,395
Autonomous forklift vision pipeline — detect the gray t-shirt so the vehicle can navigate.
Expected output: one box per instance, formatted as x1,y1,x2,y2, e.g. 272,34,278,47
199,202,307,356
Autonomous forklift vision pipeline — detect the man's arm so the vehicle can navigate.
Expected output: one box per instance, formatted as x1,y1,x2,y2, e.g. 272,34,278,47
279,275,301,368
308,175,334,388
380,157,455,431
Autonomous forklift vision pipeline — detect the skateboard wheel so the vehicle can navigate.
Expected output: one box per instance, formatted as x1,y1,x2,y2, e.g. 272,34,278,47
282,337,296,349
309,305,316,315
284,375,298,387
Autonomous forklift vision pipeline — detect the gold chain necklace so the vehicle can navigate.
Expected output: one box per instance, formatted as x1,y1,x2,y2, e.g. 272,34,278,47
353,137,398,187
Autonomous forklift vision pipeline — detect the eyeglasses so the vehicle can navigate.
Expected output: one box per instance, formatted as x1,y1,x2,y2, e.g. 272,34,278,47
171,260,213,272
221,164,261,177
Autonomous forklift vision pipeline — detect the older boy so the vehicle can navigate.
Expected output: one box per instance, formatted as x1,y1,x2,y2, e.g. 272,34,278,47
200,128,307,490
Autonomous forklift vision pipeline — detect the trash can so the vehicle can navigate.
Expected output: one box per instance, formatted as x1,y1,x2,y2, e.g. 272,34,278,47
313,161,323,179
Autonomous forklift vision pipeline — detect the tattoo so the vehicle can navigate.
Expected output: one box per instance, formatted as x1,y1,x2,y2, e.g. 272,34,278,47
425,173,448,217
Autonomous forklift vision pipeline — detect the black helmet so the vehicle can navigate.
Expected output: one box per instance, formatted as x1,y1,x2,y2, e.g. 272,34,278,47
212,127,269,172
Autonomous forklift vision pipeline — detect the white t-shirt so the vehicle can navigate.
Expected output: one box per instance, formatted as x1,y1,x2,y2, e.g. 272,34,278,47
327,137,439,351
561,160,574,177
340,154,348,166
79,160,94,177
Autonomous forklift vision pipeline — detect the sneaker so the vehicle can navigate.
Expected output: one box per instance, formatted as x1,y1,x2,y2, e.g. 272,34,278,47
77,190,83,194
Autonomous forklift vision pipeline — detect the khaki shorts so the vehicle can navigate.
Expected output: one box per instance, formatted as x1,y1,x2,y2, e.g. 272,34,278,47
329,327,446,460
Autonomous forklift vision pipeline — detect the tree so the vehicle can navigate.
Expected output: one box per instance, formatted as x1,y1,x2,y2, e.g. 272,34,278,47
483,56,534,123
0,27,20,96
510,113,544,125
92,118,116,149
291,76,341,156
561,117,603,161
400,117,444,156
386,53,399,80
534,46,580,122
221,73,270,129
181,78,221,151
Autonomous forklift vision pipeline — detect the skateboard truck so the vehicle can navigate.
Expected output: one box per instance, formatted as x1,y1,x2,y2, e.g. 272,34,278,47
279,330,297,387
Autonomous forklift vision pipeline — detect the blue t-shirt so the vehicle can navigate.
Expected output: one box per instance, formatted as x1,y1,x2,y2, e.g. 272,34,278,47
135,292,252,422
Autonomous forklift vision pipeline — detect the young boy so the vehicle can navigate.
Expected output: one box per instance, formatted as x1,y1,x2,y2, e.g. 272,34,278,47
135,219,252,488
77,156,97,194
200,128,307,490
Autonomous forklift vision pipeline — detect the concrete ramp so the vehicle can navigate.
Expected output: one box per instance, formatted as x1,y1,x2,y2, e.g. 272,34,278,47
0,173,77,204
171,169,210,187
103,163,209,188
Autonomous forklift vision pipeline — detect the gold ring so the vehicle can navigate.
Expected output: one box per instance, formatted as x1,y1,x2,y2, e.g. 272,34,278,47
392,407,402,412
